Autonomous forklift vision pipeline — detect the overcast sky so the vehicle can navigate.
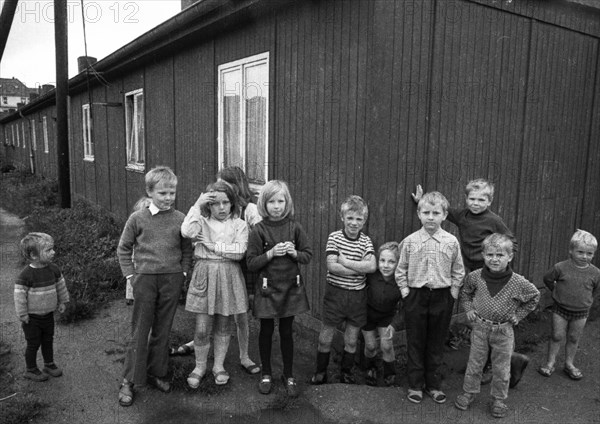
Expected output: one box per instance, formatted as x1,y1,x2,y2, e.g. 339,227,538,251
1,0,182,88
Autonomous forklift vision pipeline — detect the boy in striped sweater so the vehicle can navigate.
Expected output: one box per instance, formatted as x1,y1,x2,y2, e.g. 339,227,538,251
310,195,377,385
455,233,539,418
14,232,70,382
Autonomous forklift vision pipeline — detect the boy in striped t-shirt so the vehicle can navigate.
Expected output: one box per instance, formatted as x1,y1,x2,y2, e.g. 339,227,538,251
310,195,376,385
14,232,70,382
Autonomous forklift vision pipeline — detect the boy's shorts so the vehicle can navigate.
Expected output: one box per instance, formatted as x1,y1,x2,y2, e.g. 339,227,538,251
363,307,395,331
552,303,589,321
322,283,367,328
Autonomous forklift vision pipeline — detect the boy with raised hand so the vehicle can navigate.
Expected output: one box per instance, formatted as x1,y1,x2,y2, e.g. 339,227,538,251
412,179,529,388
396,191,465,405
310,195,377,385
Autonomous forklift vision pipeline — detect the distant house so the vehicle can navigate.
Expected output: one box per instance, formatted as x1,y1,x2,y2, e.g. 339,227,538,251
1,0,599,328
0,77,37,113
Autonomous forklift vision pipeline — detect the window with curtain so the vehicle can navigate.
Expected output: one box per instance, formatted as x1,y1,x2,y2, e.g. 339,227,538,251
82,104,94,160
218,52,269,186
43,116,49,153
125,89,145,171
30,120,37,151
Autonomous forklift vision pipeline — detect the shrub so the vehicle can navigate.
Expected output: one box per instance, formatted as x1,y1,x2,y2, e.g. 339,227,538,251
24,199,125,323
0,170,57,216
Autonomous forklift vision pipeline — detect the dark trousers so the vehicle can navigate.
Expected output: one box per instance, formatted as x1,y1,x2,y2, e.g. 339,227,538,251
123,273,184,385
259,316,295,378
22,312,55,369
404,287,454,391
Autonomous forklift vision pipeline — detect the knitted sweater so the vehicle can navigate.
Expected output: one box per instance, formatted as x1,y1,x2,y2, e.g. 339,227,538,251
447,208,514,270
117,207,193,276
543,260,600,312
461,268,539,324
14,263,70,319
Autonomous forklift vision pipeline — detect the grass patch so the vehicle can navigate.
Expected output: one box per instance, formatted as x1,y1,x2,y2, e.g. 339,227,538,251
0,341,48,424
0,170,57,217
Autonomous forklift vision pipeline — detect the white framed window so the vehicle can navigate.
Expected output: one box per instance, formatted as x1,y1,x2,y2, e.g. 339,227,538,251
30,119,37,151
82,104,94,160
2,96,7,105
218,52,269,187
22,122,26,149
15,123,19,147
42,116,49,153
11,125,16,146
124,89,145,171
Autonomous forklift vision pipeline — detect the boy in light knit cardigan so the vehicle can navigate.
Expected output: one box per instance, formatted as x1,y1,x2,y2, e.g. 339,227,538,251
117,166,193,407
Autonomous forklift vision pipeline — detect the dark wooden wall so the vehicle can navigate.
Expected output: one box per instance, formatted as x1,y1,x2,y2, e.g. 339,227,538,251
2,0,599,322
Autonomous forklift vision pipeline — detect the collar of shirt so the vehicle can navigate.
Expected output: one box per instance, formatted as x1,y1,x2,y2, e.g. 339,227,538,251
149,202,170,215
417,227,444,243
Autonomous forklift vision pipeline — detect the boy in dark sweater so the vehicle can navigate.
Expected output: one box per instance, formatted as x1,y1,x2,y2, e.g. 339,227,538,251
117,166,193,407
14,232,70,381
455,233,539,418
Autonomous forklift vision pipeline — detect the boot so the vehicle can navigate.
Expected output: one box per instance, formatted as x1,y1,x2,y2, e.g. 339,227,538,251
509,352,530,388
363,355,377,386
382,360,396,386
340,350,356,384
310,351,329,385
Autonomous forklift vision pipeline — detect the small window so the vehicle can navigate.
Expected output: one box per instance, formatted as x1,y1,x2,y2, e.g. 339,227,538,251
11,125,16,146
82,104,94,160
22,122,26,149
43,116,49,153
15,123,20,147
218,52,269,187
124,89,145,171
30,119,37,151
2,96,7,105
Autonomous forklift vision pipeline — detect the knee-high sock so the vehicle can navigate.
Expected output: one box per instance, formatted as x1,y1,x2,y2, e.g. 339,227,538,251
193,343,210,374
213,335,231,371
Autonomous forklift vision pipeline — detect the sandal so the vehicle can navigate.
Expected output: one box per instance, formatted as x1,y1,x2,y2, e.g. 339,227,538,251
118,382,134,407
281,375,299,397
259,375,272,394
490,399,508,418
213,370,230,385
407,389,423,404
187,371,205,389
537,365,555,377
425,388,447,404
454,392,475,411
310,371,327,385
563,365,583,380
169,344,193,356
241,363,261,375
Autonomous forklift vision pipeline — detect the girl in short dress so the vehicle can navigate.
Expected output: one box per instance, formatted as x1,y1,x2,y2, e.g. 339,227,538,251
181,181,248,388
246,180,312,397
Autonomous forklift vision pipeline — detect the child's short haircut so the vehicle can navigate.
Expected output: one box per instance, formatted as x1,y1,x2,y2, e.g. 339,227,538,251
465,178,494,202
20,232,53,261
417,191,449,213
340,195,368,219
482,233,514,255
201,180,241,218
257,180,294,219
378,241,400,260
145,166,178,192
569,229,598,250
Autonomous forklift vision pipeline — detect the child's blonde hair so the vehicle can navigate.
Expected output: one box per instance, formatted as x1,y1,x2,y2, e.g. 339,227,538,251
132,196,152,212
417,191,449,213
20,232,54,261
465,178,494,202
340,195,368,219
569,229,598,250
482,233,514,255
378,241,400,260
145,166,177,192
257,180,294,219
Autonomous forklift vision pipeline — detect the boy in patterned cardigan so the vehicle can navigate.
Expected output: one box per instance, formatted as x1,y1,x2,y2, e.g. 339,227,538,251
455,233,539,418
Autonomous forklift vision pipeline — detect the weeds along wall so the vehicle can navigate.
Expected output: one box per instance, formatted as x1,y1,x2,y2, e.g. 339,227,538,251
1,0,599,325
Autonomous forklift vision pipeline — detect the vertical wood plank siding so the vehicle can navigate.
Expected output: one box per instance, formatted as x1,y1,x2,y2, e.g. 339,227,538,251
2,0,599,321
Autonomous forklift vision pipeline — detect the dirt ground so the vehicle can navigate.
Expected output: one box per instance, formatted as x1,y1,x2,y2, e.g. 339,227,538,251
1,208,599,424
